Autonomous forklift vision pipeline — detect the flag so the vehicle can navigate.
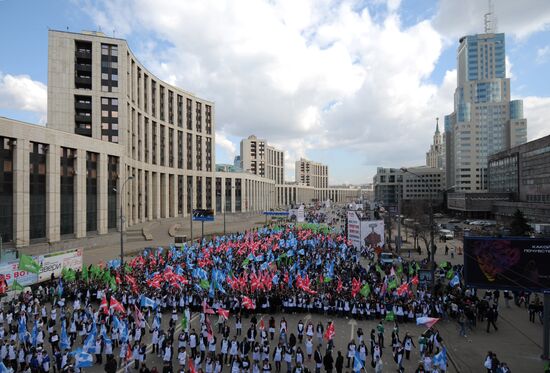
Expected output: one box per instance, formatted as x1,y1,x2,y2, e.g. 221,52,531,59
416,317,440,328
31,320,38,346
60,321,70,351
125,345,133,361
450,274,460,287
242,296,256,310
396,283,409,296
385,311,395,321
12,280,24,291
82,265,89,281
411,275,419,286
353,351,364,372
446,269,454,279
18,254,41,274
181,313,188,331
202,300,215,315
388,279,397,290
324,322,335,340
0,362,10,373
359,283,371,298
140,295,157,309
99,295,109,315
433,347,447,368
200,279,210,290
217,308,229,320
110,296,126,314
62,267,76,281
188,358,197,373
75,350,94,368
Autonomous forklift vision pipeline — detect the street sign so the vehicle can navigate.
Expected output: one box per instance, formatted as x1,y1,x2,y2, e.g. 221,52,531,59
192,209,215,222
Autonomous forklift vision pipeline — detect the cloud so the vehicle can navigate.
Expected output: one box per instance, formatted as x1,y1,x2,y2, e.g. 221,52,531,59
537,46,550,64
215,131,237,160
433,0,550,41
523,96,550,140
0,73,47,122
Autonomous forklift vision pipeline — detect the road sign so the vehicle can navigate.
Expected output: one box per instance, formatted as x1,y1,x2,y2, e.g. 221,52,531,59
192,209,215,222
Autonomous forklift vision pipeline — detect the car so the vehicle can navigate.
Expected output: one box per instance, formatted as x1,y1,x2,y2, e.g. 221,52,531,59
379,252,396,265
448,219,461,224
433,213,444,218
439,229,454,240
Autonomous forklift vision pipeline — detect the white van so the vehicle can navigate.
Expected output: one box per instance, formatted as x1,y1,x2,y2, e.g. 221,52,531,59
439,229,454,240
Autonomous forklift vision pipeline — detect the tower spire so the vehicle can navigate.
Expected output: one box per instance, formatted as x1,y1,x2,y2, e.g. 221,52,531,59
435,117,440,134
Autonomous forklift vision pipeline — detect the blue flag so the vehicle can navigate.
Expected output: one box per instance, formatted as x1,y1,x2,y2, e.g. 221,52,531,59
75,350,94,368
60,321,70,351
353,351,364,372
433,347,447,369
140,295,157,309
450,274,460,287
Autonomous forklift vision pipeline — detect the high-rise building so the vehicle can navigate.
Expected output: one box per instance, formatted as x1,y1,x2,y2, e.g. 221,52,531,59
426,118,445,170
295,158,328,188
240,135,284,184
445,32,527,192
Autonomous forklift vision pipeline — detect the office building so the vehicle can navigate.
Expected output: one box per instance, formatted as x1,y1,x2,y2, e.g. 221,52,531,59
426,119,445,170
240,135,284,184
295,158,328,188
445,32,527,192
488,134,550,223
373,166,445,206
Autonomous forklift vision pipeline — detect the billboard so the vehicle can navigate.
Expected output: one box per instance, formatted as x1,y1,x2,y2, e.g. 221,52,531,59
297,205,305,223
0,260,38,286
36,248,84,282
192,209,215,222
464,237,550,291
347,211,361,249
361,220,385,249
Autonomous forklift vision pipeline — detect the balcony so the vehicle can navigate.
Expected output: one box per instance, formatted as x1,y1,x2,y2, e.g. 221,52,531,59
75,114,92,123
75,127,92,137
75,50,92,59
75,101,92,110
76,63,92,72
75,76,92,89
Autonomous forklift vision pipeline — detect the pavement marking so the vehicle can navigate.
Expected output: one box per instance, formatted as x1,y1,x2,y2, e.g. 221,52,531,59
116,313,199,373
347,319,357,340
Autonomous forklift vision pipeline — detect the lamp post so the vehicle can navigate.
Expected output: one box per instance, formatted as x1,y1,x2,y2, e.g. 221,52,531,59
118,175,134,281
401,168,436,290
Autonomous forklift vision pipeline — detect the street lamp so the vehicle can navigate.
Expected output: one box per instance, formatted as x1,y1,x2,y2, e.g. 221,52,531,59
116,175,134,283
401,167,437,290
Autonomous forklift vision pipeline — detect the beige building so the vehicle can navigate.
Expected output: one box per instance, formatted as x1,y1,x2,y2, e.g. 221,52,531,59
276,183,359,207
295,158,328,188
239,135,284,184
0,30,359,248
426,119,445,170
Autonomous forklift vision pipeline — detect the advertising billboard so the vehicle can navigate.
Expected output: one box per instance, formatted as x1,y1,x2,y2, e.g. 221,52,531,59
464,237,550,291
347,211,361,249
0,260,38,286
297,205,305,223
361,220,385,249
36,248,84,282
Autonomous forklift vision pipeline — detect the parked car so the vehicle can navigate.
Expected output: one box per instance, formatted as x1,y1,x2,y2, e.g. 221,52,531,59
379,252,396,265
439,229,454,240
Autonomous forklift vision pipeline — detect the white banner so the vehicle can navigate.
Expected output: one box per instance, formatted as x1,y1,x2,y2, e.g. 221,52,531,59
0,260,38,286
347,211,361,249
36,248,84,282
297,205,305,223
361,220,385,249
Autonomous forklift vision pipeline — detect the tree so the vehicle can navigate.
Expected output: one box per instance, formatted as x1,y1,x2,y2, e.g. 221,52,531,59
509,209,532,236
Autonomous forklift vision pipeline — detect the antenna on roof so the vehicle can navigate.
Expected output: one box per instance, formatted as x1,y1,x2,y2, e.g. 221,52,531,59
66,26,69,31
484,0,497,33
113,29,116,38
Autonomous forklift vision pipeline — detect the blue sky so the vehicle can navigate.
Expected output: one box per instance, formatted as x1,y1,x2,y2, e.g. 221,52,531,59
1,0,549,184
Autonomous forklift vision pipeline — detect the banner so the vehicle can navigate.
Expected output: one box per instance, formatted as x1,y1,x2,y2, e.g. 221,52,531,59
36,248,84,282
0,260,38,286
347,211,361,249
361,220,385,249
297,205,305,223
464,237,550,291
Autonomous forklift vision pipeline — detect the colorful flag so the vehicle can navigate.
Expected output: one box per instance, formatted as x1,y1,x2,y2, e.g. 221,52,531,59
450,274,460,287
416,317,440,328
396,283,409,296
324,322,335,340
181,314,188,331
18,254,41,274
359,283,371,298
242,296,256,310
217,308,229,320
385,311,395,321
109,296,126,314
433,347,447,369
100,295,109,315
12,280,24,291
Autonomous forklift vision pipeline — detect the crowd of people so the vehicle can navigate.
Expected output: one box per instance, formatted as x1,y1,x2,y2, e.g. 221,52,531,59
0,205,523,373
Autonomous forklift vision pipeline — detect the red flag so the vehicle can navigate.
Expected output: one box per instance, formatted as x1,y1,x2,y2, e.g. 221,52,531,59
202,300,216,315
259,318,265,330
324,322,335,340
204,314,214,342
125,344,133,361
411,275,419,286
250,273,262,292
217,308,229,320
242,296,256,310
188,358,196,373
99,295,109,315
134,305,143,323
396,283,409,296
109,296,126,314
351,278,361,298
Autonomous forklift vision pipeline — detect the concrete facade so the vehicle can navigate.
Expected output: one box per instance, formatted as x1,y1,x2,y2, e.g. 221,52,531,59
239,135,284,184
295,158,328,188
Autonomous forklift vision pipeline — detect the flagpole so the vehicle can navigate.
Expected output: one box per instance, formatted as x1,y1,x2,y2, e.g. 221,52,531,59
119,176,134,288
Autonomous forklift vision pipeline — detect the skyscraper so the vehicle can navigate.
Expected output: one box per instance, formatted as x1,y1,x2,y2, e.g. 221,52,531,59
445,32,527,191
426,118,445,170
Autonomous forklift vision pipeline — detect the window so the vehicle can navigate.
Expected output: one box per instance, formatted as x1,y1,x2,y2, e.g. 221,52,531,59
187,133,193,170
196,176,202,209
101,44,119,92
74,40,92,90
196,135,202,171
0,137,14,242
177,95,183,128
178,131,184,169
75,95,92,137
160,125,165,166
178,175,184,215
186,98,192,130
152,122,157,165
108,156,118,229
168,128,174,168
168,90,174,124
100,97,119,143
160,86,165,121
206,137,212,172
60,148,76,236
30,143,47,240
205,104,212,135
86,152,98,232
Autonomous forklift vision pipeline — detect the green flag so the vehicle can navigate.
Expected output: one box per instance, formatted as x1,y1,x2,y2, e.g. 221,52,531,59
109,277,117,291
360,283,371,298
200,279,210,290
439,261,448,269
181,314,188,330
242,258,250,268
82,265,89,281
90,264,102,278
62,268,76,281
446,269,454,279
12,280,24,291
18,254,41,274
408,264,415,276
388,279,397,290
375,264,384,276
385,311,395,321
324,276,332,283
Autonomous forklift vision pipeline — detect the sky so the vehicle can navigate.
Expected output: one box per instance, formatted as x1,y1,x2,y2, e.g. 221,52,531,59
0,0,549,185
